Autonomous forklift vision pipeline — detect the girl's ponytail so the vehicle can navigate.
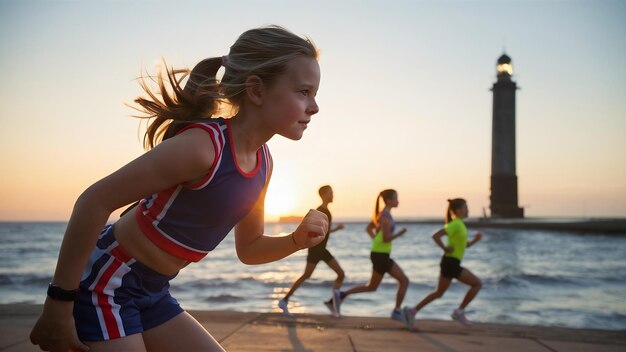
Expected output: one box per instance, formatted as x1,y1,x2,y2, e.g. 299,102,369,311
446,198,466,224
132,25,318,150
373,192,383,227
445,199,453,224
134,57,223,150
373,189,397,227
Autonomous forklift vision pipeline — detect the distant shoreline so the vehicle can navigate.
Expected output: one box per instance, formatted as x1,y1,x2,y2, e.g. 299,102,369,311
276,217,626,234
2,217,625,234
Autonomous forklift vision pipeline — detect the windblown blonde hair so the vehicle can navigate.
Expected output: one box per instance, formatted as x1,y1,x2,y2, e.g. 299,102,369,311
132,25,318,150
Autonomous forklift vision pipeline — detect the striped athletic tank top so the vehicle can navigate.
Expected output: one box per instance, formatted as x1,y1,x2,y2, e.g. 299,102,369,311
135,118,272,262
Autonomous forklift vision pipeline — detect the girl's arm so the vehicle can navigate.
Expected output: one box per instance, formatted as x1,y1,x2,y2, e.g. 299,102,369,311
365,221,376,239
466,231,482,248
30,128,217,352
378,216,406,242
380,217,406,242
392,227,407,240
380,216,392,242
329,223,345,233
234,189,328,264
52,128,216,294
234,161,328,264
432,229,453,253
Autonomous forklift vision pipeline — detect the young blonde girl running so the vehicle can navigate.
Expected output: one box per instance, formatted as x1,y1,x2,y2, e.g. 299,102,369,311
30,26,327,352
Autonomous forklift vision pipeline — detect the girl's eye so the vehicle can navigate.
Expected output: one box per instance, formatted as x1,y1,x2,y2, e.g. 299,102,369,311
300,90,309,96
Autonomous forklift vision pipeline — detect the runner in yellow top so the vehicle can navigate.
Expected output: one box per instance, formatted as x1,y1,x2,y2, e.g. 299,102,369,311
332,189,409,321
401,198,482,330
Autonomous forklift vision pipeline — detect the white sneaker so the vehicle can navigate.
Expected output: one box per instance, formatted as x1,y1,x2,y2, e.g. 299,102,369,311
278,299,293,317
451,308,473,325
401,306,416,331
331,290,342,317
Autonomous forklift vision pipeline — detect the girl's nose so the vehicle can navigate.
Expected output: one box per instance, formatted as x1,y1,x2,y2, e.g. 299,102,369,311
306,100,319,115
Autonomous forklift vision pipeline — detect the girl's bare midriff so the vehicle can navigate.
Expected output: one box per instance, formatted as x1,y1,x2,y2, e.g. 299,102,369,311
114,209,191,276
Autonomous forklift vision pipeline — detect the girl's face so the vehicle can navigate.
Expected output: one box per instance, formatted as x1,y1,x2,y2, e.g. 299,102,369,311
454,203,469,219
321,188,334,203
385,193,399,208
261,56,321,140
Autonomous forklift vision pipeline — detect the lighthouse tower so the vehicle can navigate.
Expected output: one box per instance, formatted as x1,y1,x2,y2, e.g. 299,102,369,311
490,54,524,218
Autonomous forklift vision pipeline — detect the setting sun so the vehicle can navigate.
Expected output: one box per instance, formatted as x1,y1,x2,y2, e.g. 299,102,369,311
264,173,297,218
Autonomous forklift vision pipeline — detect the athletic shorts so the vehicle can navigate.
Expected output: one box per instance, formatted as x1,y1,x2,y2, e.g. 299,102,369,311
440,256,464,279
370,252,395,275
74,225,183,341
307,247,334,264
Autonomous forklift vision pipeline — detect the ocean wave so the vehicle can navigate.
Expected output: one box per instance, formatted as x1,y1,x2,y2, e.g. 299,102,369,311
0,274,13,285
173,280,240,291
0,246,52,256
490,273,580,288
0,273,51,287
204,294,244,303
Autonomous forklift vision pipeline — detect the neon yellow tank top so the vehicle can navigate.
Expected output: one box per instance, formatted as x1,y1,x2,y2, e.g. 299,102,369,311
444,218,467,260
371,210,395,254
371,229,392,253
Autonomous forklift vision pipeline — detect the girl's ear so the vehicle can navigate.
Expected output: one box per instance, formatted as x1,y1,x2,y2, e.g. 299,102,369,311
245,75,264,106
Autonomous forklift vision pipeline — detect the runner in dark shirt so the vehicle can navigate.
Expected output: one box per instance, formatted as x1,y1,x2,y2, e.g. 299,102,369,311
278,185,345,316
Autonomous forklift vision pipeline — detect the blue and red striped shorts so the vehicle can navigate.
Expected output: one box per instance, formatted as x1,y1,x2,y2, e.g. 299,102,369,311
73,225,183,341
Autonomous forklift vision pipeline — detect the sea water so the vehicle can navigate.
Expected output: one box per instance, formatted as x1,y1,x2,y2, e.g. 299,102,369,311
1,221,625,330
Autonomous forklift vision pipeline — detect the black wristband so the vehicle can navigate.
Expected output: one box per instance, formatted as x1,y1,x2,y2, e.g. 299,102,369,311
47,283,78,301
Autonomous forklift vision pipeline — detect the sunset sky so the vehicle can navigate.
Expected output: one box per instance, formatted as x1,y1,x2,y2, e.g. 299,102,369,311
1,0,625,222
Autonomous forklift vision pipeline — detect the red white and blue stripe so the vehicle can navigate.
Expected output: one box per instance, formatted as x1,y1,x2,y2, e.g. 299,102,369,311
135,118,272,262
75,225,182,341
